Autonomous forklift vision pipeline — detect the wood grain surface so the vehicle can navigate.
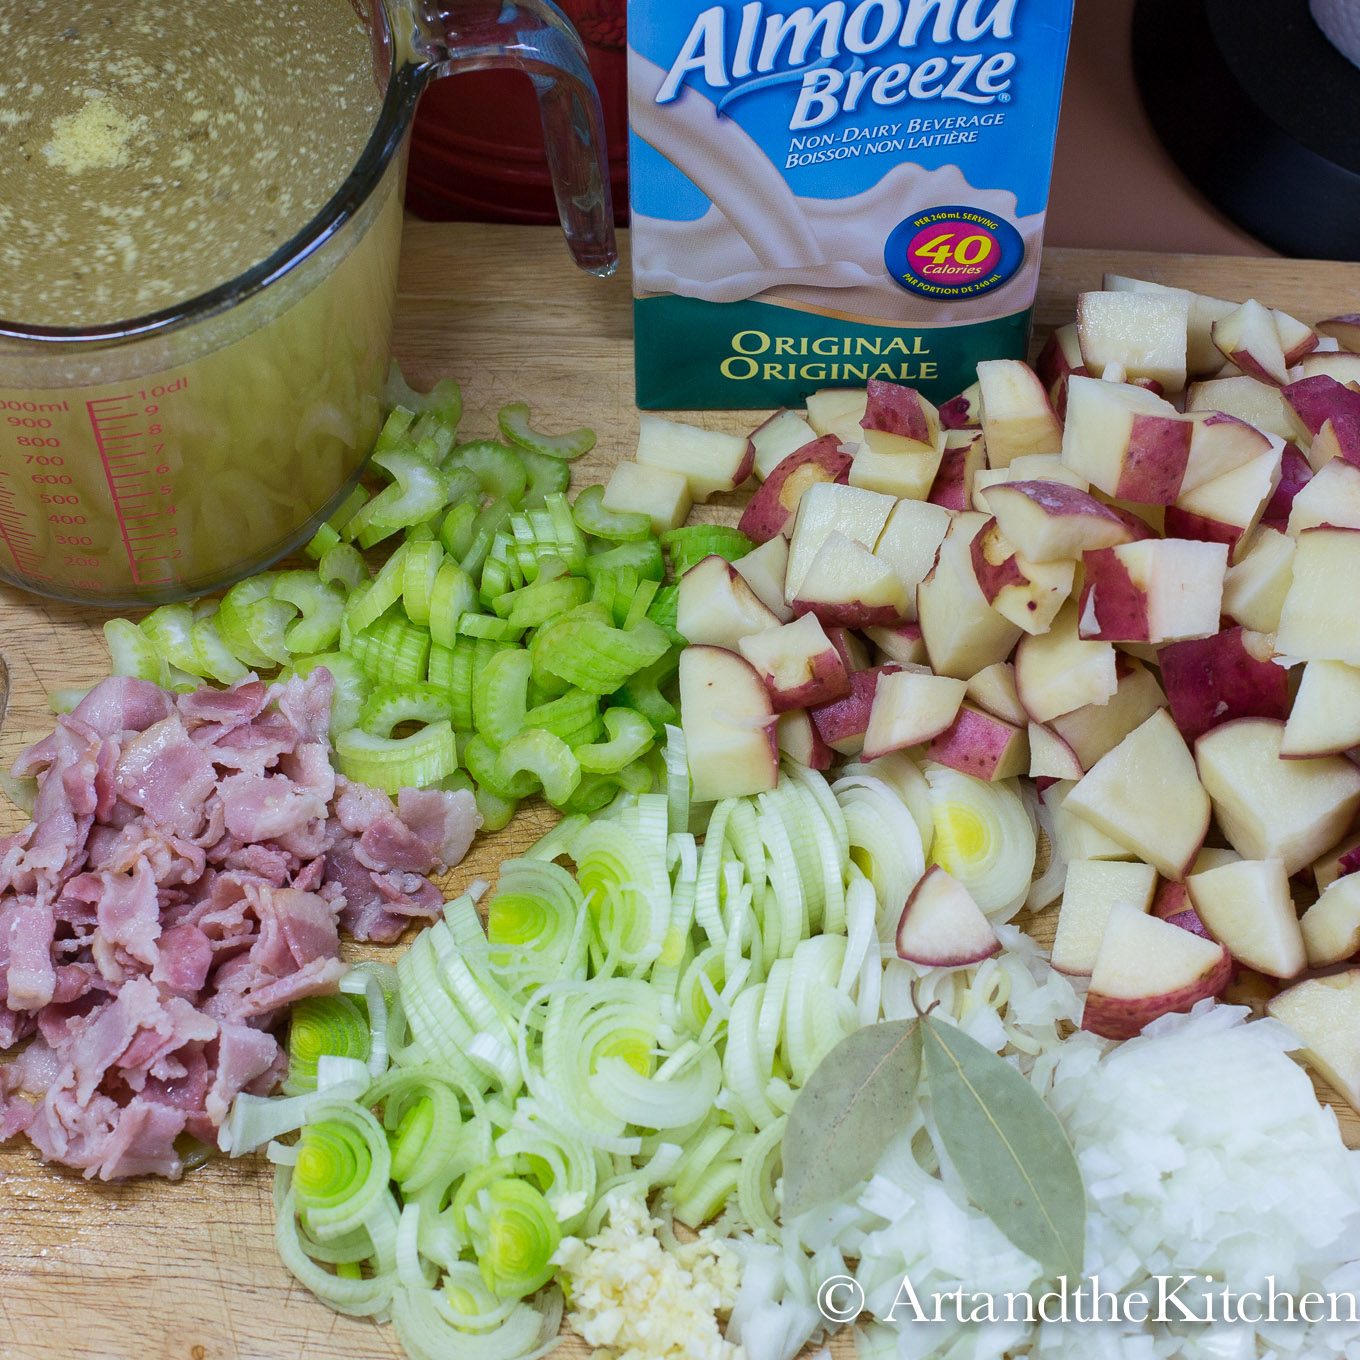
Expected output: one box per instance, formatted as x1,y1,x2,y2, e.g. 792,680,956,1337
1,224,1358,1360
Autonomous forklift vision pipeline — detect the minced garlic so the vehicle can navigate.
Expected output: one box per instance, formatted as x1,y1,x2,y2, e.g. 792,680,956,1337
554,1191,745,1360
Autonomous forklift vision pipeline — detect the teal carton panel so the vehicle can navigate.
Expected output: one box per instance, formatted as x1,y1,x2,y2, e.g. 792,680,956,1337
627,0,1074,409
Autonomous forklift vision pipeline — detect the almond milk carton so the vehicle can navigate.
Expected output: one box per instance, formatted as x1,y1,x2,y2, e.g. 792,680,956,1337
628,0,1074,408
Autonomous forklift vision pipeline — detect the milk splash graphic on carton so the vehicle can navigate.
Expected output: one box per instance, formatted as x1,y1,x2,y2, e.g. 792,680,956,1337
628,0,1074,408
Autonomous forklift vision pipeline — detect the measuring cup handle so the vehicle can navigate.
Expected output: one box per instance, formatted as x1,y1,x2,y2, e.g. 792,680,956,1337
410,0,617,276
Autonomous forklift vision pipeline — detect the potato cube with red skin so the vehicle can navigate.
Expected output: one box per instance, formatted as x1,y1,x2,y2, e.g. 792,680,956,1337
737,437,852,544
1164,445,1281,562
976,358,1063,467
1285,456,1360,535
1061,375,1193,504
924,703,1028,781
1272,307,1320,365
1299,875,1360,968
1186,857,1305,979
749,409,818,482
1316,315,1360,351
806,389,869,446
938,381,981,429
784,481,896,601
1101,274,1237,377
791,531,911,629
1078,538,1227,644
1259,444,1313,531
1211,298,1290,385
928,431,986,511
865,623,926,667
1035,322,1087,416
986,480,1136,563
872,497,951,624
1282,374,1360,443
737,613,851,712
1157,627,1289,745
776,708,834,771
809,664,901,756
1280,660,1360,758
862,669,967,759
1221,526,1294,633
1308,413,1360,471
896,866,1001,968
967,518,1075,635
859,379,940,454
1276,526,1360,664
1014,599,1118,725
1195,718,1360,873
1294,351,1360,384
1077,289,1190,392
1267,972,1360,1112
1181,412,1275,493
1049,658,1168,771
1187,375,1302,443
636,415,755,502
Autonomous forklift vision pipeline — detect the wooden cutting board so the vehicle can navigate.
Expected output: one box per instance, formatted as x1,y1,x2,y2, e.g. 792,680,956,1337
1,224,1357,1360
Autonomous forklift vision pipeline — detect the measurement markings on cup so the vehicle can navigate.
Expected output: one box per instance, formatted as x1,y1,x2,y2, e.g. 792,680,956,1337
0,469,45,579
87,392,182,588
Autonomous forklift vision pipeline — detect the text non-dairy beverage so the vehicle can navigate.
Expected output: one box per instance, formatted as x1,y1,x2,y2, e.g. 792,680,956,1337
627,0,1074,408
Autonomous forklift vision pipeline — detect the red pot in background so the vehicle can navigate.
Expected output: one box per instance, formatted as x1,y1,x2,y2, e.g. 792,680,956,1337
405,0,629,225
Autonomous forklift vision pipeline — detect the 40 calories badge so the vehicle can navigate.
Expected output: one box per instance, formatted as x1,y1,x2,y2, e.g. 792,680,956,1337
885,205,1024,301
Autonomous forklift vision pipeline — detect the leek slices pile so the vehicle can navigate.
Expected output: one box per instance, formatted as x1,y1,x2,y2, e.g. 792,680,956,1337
99,367,753,825
221,737,961,1359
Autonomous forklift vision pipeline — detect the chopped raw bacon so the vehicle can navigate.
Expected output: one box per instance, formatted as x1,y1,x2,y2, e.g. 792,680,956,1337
0,670,481,1180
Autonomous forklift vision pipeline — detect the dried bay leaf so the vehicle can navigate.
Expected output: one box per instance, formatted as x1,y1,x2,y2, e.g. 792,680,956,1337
919,1013,1086,1282
781,1019,923,1219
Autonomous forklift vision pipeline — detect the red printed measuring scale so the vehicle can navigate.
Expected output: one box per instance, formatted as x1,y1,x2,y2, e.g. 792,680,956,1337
0,0,614,607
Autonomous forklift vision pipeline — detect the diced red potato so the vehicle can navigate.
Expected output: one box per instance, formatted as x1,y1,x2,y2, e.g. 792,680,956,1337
985,480,1135,563
1151,879,1213,940
1316,314,1360,352
1181,411,1275,492
1164,444,1281,562
1276,526,1360,664
732,535,795,622
1280,660,1360,758
865,622,927,667
602,460,693,535
1028,722,1084,781
1051,858,1158,975
928,429,987,511
917,513,1024,680
1221,526,1295,633
965,661,1027,727
858,379,940,454
1273,307,1320,366
678,646,779,803
1211,298,1290,385
791,532,911,629
925,703,1028,780
861,669,966,759
1101,273,1236,377
776,708,834,771
848,441,945,500
1266,972,1360,1112
1076,288,1190,392
1308,413,1360,471
1035,322,1087,416
975,358,1064,467
1259,443,1313,531
824,624,873,674
871,497,951,624
1014,598,1119,725
1048,658,1168,771
1285,456,1360,535
1186,375,1302,442
737,613,851,712
937,380,981,430
1293,351,1360,384
736,436,853,544
1282,374,1360,448
1312,830,1360,894
1299,874,1360,967
784,481,896,601
805,388,870,446
1186,857,1306,980
967,518,1075,635
676,555,781,651
1060,375,1193,504
1156,626,1289,745
1064,709,1211,881
809,664,901,756
749,408,819,482
896,866,1001,967
1082,904,1233,1040
635,415,755,502
1078,538,1227,644
1195,717,1360,873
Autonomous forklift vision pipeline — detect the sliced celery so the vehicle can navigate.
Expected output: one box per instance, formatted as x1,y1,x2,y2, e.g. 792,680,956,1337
459,614,523,643
304,484,370,560
611,647,681,732
571,485,650,542
575,707,655,775
517,446,571,507
497,402,595,461
475,786,519,832
385,364,462,429
494,730,581,807
662,524,754,577
401,540,445,627
450,441,528,505
622,578,661,633
319,543,368,593
191,612,250,685
537,611,672,695
349,448,449,548
438,501,478,560
583,539,665,583
472,648,532,749
344,543,409,636
504,574,588,630
218,574,296,668
463,734,537,800
459,498,515,582
359,682,456,739
141,602,208,678
334,721,458,793
347,614,431,687
105,618,169,685
272,572,346,655
523,689,602,746
428,560,477,649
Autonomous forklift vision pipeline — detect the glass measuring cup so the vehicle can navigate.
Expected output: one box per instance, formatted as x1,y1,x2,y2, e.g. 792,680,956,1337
0,0,615,608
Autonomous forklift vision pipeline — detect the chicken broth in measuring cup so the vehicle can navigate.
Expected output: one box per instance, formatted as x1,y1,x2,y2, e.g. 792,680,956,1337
0,0,393,604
